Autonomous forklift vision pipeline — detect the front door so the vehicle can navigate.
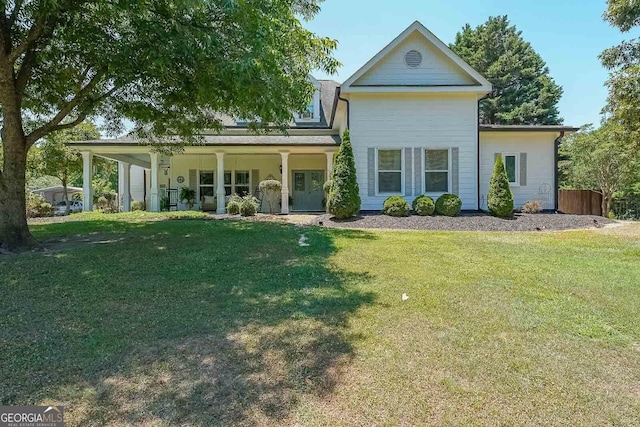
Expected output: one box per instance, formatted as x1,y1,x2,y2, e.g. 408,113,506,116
292,170,325,211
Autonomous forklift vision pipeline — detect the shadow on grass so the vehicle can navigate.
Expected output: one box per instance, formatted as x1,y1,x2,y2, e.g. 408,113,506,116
0,219,377,425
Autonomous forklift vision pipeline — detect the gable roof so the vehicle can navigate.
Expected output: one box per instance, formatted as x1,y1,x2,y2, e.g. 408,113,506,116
341,21,492,94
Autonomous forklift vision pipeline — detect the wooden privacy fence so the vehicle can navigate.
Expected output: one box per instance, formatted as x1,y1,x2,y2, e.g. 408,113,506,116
558,190,602,216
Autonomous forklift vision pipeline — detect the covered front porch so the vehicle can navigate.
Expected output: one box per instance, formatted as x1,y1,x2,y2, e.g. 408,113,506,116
78,144,338,214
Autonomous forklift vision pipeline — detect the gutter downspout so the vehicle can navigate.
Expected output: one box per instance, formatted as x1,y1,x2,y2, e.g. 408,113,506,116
336,87,350,130
554,131,565,212
477,95,489,211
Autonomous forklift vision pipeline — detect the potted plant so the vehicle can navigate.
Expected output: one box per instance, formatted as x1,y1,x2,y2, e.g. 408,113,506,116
180,187,197,210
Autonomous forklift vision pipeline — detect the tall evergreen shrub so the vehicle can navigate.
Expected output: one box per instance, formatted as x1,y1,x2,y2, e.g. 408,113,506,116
488,156,514,217
328,129,361,219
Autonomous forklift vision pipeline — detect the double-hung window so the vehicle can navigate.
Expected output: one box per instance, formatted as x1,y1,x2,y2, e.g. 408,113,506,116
235,171,250,195
502,153,519,186
424,149,449,192
224,170,251,196
377,149,403,194
199,171,215,199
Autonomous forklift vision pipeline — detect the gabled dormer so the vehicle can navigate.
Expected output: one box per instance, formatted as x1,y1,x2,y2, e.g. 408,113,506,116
294,76,322,123
341,21,492,95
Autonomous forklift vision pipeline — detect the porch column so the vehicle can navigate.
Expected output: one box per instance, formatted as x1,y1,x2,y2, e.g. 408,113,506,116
121,162,131,212
325,151,334,180
149,152,160,212
216,153,225,214
81,151,93,212
280,152,290,214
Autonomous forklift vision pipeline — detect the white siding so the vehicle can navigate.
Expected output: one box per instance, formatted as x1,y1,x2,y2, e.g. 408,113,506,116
353,32,477,87
480,132,557,211
350,93,479,210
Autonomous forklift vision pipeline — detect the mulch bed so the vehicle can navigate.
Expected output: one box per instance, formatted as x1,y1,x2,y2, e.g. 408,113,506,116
312,212,616,232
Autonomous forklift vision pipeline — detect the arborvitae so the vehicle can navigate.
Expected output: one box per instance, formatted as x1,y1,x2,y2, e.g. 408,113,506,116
328,129,361,219
487,156,514,217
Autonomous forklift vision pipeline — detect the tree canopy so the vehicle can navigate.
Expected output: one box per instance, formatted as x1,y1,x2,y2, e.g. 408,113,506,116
600,0,640,143
450,15,563,125
0,0,338,249
560,123,639,215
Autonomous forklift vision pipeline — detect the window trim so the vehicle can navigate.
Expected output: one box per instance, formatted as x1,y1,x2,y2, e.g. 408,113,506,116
422,148,452,195
295,90,321,123
502,153,520,187
375,147,405,196
224,169,252,196
198,170,215,201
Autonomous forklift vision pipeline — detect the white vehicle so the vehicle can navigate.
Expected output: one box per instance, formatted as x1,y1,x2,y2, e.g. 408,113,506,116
54,201,83,216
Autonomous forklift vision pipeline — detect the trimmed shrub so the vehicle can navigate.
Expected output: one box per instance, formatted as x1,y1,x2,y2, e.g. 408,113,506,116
96,196,109,210
328,130,361,219
323,179,333,194
412,195,435,216
435,194,462,217
240,195,259,217
26,192,54,218
382,196,410,217
521,200,542,214
259,179,281,214
487,156,514,218
226,200,241,215
94,191,118,213
131,200,145,211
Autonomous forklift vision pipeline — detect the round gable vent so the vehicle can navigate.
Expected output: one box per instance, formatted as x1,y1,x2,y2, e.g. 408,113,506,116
404,50,422,68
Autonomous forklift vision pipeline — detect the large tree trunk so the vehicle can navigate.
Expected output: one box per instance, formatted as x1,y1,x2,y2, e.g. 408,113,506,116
0,63,37,251
0,134,36,250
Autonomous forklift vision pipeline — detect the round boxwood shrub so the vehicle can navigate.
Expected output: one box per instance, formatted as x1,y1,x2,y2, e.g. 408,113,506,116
226,200,241,215
412,195,435,216
382,196,410,217
435,194,462,217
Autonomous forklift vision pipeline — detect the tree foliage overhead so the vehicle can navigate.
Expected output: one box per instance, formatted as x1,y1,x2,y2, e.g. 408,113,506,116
0,0,339,249
450,15,563,125
1,0,340,144
600,0,640,143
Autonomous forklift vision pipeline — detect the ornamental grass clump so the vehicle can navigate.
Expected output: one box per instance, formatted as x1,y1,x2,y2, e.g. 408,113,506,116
488,156,514,218
240,195,259,217
226,200,241,215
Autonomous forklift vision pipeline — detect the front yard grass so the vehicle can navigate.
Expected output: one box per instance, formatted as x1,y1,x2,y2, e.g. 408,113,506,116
1,213,639,425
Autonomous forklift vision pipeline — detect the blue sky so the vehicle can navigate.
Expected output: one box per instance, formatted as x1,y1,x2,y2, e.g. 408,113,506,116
305,0,640,127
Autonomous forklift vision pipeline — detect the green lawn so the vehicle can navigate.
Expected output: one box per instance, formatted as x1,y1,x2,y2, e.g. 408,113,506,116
1,213,639,426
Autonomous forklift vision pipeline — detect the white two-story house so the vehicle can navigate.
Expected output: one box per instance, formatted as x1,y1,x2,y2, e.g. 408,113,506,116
71,21,577,214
